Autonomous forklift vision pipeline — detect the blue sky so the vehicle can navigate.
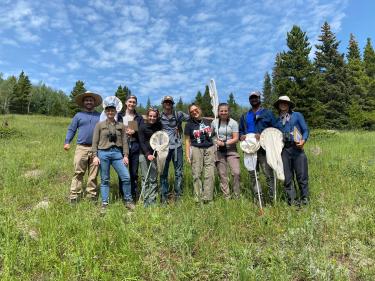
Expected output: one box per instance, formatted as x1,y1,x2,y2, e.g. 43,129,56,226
0,0,374,106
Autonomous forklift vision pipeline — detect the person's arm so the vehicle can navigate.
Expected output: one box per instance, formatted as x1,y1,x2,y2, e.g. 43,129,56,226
296,113,309,148
185,136,191,164
138,125,152,156
122,124,129,165
64,114,79,150
92,123,100,165
239,114,246,141
179,111,190,121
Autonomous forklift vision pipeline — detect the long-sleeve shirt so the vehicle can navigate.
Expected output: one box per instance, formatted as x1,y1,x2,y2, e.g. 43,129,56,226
239,108,275,137
160,110,189,149
274,111,309,142
92,120,129,157
138,121,163,156
64,111,101,145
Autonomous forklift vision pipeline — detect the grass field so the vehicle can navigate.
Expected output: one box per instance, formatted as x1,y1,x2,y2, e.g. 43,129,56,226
1,114,375,280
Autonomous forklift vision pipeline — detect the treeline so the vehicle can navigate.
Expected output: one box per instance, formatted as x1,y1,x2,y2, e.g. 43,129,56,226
0,72,70,116
262,22,375,130
2,21,375,129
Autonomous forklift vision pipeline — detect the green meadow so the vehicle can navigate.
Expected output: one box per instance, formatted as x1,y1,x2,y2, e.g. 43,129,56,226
1,115,374,280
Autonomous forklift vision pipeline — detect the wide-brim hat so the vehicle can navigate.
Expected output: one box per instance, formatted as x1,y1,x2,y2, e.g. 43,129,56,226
75,91,102,107
240,133,260,154
273,95,295,109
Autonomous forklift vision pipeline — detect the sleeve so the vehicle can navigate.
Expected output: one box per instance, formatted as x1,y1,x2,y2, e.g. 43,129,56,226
184,122,190,136
179,111,190,121
91,123,100,157
297,113,309,141
121,124,129,156
238,114,246,137
133,115,144,140
211,120,217,135
138,125,151,156
64,114,79,144
231,119,239,133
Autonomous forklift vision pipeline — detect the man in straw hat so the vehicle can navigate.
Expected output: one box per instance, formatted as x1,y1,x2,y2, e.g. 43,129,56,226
239,91,276,205
274,95,309,206
64,91,102,203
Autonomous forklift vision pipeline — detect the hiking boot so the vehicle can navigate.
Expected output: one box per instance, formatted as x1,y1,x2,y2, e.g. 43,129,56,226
125,201,136,211
301,197,309,206
100,203,108,214
69,198,79,205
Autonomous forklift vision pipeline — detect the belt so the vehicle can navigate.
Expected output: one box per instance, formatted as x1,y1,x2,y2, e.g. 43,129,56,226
78,144,92,147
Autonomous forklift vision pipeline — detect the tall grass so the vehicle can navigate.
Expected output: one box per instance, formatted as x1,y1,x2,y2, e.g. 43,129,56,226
0,115,374,280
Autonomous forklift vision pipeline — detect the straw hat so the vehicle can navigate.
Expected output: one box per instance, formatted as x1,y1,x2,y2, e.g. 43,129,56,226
273,95,295,109
75,91,102,107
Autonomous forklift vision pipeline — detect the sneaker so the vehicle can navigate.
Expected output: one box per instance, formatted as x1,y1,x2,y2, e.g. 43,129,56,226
125,201,136,211
69,198,79,205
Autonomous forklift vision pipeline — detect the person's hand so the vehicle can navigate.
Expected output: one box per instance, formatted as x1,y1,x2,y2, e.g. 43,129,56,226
126,128,135,135
296,139,305,149
147,154,155,161
123,156,129,165
240,135,246,141
255,134,260,141
216,139,225,147
93,156,100,166
64,144,70,151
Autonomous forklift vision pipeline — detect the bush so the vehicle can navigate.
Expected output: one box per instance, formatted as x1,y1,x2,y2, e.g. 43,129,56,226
0,127,22,139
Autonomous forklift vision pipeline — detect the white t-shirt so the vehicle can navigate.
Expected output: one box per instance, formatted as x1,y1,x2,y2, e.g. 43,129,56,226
123,114,134,126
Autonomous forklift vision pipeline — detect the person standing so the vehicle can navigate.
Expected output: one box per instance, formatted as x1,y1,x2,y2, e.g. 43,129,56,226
64,91,102,203
92,102,134,211
185,104,215,203
160,96,189,203
274,96,309,206
239,91,276,205
211,103,241,199
118,95,144,202
138,107,163,207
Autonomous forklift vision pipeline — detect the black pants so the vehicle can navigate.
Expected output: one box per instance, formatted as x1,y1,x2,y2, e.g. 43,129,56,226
119,142,140,202
281,144,309,203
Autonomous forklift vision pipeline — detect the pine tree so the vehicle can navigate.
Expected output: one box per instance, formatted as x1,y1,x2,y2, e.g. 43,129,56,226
201,85,213,117
123,86,132,100
115,85,126,102
364,38,375,78
69,80,86,116
227,92,240,120
10,71,32,114
262,72,275,109
314,22,349,128
347,33,361,62
146,97,151,109
194,91,203,106
176,97,184,112
0,76,17,114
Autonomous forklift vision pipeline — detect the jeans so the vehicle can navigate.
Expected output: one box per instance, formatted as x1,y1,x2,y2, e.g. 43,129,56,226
119,142,140,201
281,145,309,204
160,146,183,202
98,147,132,203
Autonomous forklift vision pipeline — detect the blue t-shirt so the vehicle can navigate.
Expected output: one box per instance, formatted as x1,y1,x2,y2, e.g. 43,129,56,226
65,111,101,145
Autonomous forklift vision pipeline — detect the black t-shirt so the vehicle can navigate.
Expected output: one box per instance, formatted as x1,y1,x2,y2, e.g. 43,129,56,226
184,118,214,148
138,121,162,156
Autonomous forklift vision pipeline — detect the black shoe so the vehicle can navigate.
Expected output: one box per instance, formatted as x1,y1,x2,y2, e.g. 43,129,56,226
301,197,309,206
69,198,79,205
100,203,108,214
288,199,300,207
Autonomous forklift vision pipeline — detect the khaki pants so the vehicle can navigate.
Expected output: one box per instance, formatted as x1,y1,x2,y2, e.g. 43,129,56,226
215,150,241,198
69,145,99,199
191,146,215,202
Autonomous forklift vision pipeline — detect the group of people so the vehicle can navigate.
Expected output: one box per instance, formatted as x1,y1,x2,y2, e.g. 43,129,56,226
64,90,310,212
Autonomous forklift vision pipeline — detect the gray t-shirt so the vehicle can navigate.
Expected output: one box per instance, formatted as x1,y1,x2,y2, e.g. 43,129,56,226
211,118,239,150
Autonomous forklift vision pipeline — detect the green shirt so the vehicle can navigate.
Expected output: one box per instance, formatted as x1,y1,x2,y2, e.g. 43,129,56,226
92,120,129,157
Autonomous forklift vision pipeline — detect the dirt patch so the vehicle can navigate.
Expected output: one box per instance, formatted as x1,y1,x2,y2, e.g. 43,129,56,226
23,169,43,179
310,146,322,156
